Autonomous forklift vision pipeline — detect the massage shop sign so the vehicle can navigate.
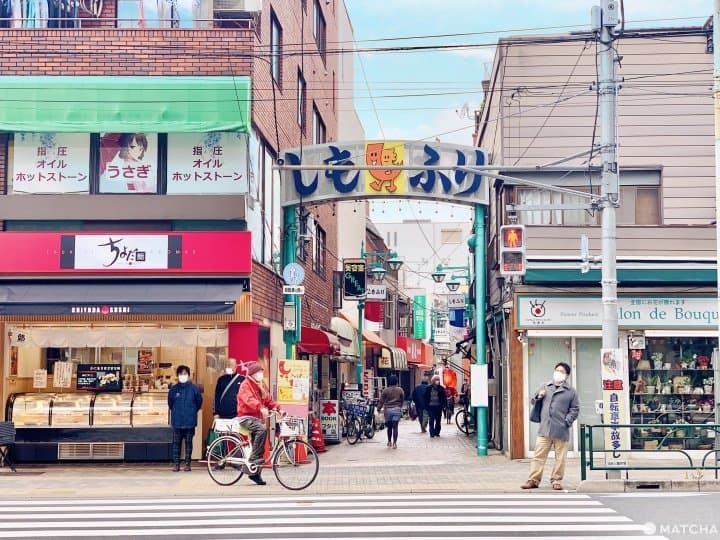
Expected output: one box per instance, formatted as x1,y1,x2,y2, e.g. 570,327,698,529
12,133,90,193
516,295,720,329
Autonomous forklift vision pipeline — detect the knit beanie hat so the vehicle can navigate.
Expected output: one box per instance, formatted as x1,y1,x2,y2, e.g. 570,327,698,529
245,363,263,377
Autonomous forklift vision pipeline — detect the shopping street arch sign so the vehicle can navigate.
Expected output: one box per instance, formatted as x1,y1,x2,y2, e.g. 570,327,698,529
279,140,488,207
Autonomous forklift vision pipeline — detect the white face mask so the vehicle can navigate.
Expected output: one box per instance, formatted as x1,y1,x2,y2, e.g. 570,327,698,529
253,372,264,383
553,370,566,384
225,368,235,375
178,374,189,384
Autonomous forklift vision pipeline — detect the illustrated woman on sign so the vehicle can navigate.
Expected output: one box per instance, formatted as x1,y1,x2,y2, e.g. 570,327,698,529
99,133,156,193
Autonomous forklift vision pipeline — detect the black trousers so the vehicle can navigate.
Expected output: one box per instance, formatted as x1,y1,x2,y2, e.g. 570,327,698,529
172,428,195,465
427,406,443,437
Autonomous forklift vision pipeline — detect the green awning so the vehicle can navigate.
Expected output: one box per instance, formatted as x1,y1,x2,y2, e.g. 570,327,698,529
0,76,251,133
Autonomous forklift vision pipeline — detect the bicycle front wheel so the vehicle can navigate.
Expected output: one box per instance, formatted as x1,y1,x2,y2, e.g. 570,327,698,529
346,417,361,445
206,436,245,486
273,439,319,490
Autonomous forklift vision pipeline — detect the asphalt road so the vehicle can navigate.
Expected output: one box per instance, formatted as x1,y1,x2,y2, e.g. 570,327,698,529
596,493,720,540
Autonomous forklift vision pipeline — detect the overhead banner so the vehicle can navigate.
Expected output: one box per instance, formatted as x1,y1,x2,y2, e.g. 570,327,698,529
11,133,90,193
517,295,720,329
167,132,248,194
281,141,488,207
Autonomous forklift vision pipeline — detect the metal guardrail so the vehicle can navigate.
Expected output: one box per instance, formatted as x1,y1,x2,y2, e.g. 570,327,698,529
580,422,720,481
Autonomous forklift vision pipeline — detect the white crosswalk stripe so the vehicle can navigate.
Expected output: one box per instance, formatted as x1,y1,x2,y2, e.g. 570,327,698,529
0,493,667,539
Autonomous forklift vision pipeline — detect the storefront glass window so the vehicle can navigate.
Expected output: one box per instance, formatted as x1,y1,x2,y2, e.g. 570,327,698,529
629,336,717,452
527,337,573,451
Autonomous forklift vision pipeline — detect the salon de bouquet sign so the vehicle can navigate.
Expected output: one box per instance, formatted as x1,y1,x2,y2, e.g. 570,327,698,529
516,295,720,329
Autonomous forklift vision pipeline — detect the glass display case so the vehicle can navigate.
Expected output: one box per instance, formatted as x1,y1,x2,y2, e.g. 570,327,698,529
8,393,54,426
51,393,92,427
93,394,132,426
629,336,717,451
132,393,170,426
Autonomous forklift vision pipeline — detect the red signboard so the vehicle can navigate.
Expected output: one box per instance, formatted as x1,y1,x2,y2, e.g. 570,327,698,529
0,231,251,275
397,336,423,364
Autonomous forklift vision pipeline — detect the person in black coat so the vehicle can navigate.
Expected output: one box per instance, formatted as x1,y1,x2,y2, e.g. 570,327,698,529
424,375,448,438
411,378,429,433
213,358,244,420
168,365,203,472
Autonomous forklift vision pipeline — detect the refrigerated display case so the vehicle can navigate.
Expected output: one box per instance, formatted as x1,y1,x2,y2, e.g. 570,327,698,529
5,392,173,462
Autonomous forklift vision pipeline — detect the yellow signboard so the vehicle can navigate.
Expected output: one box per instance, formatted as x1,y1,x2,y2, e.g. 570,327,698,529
277,359,310,406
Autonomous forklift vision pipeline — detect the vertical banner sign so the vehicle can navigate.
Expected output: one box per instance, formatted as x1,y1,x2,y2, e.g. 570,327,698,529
601,348,629,467
319,399,341,442
343,259,366,300
53,361,73,388
413,295,427,339
362,368,375,398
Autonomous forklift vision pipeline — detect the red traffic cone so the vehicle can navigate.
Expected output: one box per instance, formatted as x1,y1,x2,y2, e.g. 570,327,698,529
310,415,327,453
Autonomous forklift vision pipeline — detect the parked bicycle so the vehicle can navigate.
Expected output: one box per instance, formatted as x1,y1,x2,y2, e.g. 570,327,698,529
455,394,476,436
206,411,319,490
345,398,377,445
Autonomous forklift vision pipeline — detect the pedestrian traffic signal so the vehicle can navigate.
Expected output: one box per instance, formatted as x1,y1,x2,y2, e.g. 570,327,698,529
499,224,526,276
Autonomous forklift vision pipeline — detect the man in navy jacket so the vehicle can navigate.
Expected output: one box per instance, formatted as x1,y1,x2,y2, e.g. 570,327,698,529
168,365,203,472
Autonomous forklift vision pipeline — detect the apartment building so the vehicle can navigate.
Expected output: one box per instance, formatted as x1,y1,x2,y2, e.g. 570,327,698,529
0,0,347,462
476,26,716,458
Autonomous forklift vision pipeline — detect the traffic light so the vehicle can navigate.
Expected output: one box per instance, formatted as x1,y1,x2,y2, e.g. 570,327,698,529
499,224,526,276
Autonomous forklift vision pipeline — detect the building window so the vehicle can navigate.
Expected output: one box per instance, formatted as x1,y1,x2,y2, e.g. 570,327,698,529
297,210,310,262
441,228,462,244
384,293,395,330
270,11,282,85
617,186,661,225
297,70,307,132
313,0,327,62
333,271,343,309
313,106,326,144
117,0,211,29
313,224,326,277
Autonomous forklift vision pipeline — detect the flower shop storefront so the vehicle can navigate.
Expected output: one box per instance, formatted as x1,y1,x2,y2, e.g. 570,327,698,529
515,293,719,458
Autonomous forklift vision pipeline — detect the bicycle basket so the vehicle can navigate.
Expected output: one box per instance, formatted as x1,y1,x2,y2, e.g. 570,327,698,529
346,402,368,417
212,418,237,434
279,416,305,437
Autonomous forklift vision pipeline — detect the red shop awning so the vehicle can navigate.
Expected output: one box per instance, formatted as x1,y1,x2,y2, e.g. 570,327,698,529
297,326,341,356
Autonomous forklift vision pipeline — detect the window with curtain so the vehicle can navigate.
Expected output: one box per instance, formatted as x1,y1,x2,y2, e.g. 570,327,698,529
117,0,212,29
270,11,282,85
313,224,326,277
313,0,327,62
313,106,326,144
516,187,598,226
297,70,306,131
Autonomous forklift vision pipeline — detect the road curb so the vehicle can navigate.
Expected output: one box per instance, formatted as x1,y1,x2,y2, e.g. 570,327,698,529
578,478,720,493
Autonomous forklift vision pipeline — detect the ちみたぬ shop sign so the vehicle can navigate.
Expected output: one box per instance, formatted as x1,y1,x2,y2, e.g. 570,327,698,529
280,141,488,207
516,295,720,329
166,133,248,194
12,133,90,193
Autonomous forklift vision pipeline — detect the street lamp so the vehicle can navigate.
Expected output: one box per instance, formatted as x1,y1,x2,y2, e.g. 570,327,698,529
355,242,404,387
446,280,461,292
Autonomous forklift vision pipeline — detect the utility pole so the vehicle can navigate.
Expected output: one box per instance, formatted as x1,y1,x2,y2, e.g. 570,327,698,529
597,0,621,479
713,0,720,438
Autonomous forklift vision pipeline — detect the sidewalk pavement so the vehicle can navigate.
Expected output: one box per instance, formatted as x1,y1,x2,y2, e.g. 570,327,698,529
1,417,718,498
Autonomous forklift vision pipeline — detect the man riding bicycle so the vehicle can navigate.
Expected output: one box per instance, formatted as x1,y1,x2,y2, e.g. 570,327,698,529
236,362,283,485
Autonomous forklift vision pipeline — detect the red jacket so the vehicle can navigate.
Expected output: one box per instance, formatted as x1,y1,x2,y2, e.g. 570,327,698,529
236,377,278,419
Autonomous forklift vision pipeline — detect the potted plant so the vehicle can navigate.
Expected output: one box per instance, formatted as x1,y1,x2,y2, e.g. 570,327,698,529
703,377,714,395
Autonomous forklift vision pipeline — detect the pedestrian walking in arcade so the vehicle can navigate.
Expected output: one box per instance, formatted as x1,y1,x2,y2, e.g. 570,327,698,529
411,377,429,433
378,375,405,449
424,375,447,438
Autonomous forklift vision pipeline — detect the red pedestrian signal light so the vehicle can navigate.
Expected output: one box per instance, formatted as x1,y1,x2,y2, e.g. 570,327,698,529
499,225,526,276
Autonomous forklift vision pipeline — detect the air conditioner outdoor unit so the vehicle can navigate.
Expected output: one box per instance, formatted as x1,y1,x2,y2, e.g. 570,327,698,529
214,0,262,16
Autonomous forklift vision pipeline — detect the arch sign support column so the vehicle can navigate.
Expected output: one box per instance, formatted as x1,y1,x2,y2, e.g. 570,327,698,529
277,140,490,456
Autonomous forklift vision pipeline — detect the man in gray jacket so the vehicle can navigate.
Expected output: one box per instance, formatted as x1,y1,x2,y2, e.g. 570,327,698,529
521,362,579,490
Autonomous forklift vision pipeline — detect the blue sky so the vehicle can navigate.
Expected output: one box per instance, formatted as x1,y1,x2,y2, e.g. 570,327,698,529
344,0,713,222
